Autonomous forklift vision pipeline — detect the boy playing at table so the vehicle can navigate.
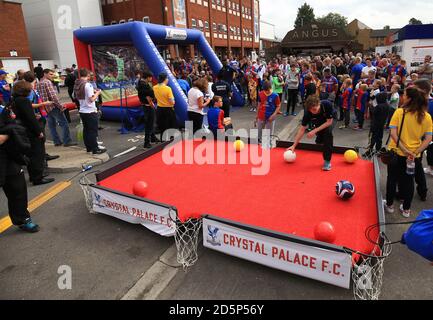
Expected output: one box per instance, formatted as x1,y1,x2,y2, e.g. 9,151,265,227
288,95,335,171
256,80,281,148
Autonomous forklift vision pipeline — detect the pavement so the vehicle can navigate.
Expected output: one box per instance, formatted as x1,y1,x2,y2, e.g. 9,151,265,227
1,89,432,300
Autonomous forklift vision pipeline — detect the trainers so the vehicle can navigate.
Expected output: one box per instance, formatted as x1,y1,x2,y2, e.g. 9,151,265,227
383,200,395,214
424,167,433,176
284,112,290,117
64,142,78,147
291,112,297,116
93,148,107,155
399,204,411,218
249,107,254,112
322,161,332,171
19,220,40,233
339,125,347,130
97,141,104,145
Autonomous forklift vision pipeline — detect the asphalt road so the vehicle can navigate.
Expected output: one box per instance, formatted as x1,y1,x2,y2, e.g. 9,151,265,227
1,93,432,300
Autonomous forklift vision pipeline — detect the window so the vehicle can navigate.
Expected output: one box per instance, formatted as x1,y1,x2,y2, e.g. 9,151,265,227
205,21,209,30
237,27,240,35
213,22,217,31
221,0,225,6
111,20,117,25
142,16,150,23
191,19,197,28
119,19,126,24
198,20,204,29
128,18,134,22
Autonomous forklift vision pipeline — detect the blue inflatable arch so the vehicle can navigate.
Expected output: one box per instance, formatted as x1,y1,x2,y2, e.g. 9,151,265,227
73,22,244,124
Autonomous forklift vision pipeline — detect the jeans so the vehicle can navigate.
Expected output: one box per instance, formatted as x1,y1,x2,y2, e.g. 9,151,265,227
188,111,204,134
80,113,99,152
355,109,365,128
287,89,298,114
315,129,334,162
3,170,31,226
157,107,178,141
369,126,384,151
47,108,72,145
27,135,45,182
386,155,416,210
143,106,156,145
257,119,275,149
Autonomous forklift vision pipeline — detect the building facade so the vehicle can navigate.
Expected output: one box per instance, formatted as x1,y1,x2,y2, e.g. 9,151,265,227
10,0,103,71
376,24,433,72
347,19,399,52
100,0,260,59
0,1,33,76
280,23,362,55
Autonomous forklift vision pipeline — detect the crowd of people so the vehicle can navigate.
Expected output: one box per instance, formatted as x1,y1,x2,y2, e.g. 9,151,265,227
141,50,433,218
1,49,433,233
0,63,104,233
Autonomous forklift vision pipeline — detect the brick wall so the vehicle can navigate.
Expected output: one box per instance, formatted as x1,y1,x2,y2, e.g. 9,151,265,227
102,0,164,25
0,1,32,64
100,0,259,57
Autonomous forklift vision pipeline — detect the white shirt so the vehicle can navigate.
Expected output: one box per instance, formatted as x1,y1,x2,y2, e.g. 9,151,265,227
371,89,380,108
207,82,214,100
362,65,377,76
188,87,204,114
79,83,97,113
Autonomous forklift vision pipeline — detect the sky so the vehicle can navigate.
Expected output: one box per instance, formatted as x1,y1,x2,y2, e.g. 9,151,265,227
260,0,433,39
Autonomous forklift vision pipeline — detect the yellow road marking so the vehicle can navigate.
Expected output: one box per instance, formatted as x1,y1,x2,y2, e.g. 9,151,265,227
0,181,72,234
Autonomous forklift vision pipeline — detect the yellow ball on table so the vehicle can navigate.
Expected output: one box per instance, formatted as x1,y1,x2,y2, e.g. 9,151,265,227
234,140,245,152
344,150,359,163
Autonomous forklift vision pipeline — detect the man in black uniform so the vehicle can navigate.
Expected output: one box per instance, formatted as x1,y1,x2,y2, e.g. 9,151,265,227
288,95,335,171
137,71,159,149
212,71,232,118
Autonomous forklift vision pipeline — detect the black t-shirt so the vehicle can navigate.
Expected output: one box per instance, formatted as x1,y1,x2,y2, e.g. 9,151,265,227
136,80,155,106
212,80,232,104
221,65,236,83
302,100,334,129
336,64,348,76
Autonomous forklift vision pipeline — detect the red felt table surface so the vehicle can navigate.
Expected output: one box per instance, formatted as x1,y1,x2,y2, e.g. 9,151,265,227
99,140,379,254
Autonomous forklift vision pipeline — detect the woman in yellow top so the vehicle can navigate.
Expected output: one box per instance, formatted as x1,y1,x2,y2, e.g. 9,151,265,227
384,87,433,218
153,72,177,141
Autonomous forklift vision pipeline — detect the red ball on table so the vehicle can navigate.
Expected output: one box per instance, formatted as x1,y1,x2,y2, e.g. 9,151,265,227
314,221,336,244
133,181,149,198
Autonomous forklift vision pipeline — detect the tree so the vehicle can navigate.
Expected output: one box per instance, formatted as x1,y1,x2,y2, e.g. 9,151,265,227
294,3,315,29
384,25,390,30
316,13,348,29
409,18,422,25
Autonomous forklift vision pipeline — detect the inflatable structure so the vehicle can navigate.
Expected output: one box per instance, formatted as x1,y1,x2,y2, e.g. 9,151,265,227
73,22,244,124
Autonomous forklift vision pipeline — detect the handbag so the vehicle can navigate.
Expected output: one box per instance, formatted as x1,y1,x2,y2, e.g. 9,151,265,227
380,111,406,165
